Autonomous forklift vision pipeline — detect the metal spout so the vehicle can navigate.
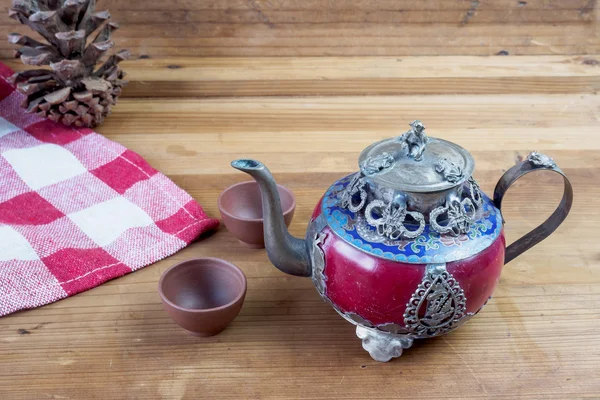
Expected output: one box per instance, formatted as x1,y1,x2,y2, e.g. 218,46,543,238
231,159,311,277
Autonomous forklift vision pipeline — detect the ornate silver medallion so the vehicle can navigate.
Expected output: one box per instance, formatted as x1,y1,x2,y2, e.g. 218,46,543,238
307,215,329,298
404,263,467,337
311,232,327,296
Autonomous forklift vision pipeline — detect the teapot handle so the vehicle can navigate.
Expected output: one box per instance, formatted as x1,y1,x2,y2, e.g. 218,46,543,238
493,152,573,265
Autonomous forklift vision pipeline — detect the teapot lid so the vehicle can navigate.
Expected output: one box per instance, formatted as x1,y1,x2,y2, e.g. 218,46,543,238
358,120,474,193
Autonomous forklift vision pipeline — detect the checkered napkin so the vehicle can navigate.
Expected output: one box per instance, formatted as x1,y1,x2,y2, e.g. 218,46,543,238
0,63,219,317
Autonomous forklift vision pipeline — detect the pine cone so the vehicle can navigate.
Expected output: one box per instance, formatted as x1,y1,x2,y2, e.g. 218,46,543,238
8,0,129,128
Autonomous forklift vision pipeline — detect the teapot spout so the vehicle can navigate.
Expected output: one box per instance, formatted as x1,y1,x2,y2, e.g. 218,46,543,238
231,159,311,277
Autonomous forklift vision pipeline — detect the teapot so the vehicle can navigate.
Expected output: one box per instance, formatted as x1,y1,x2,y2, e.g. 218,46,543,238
231,121,572,362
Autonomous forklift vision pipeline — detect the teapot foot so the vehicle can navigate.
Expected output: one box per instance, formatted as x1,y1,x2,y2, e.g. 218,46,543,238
355,325,414,362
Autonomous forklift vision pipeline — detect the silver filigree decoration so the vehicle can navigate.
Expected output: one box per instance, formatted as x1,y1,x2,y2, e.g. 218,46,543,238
337,172,485,241
365,200,425,240
452,311,476,330
356,325,414,362
336,307,410,335
527,151,556,168
399,120,428,161
355,213,386,243
356,212,418,249
467,176,483,207
311,232,328,296
361,152,396,176
338,173,368,212
377,323,408,335
346,312,374,328
404,264,467,337
429,177,483,236
435,157,463,183
430,196,476,236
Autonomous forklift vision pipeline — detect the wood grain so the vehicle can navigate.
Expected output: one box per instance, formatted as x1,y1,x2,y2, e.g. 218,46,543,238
0,0,598,57
0,53,599,399
5,55,600,97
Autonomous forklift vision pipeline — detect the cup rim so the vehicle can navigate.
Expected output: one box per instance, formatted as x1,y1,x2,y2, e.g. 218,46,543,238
158,257,247,314
217,180,296,223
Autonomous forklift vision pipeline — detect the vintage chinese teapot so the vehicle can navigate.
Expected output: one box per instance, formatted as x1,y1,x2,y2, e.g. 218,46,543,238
231,121,572,362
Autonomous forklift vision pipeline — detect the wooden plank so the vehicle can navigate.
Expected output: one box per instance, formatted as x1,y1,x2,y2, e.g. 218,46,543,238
94,94,600,140
5,55,600,97
7,9,589,24
1,1,596,22
0,0,597,57
86,0,597,11
6,44,596,57
2,33,596,48
5,22,594,38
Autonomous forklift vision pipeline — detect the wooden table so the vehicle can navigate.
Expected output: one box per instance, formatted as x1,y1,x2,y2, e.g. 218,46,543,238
1,55,599,399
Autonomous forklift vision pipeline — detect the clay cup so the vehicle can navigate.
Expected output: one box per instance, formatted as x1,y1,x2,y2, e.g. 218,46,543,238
218,181,295,248
158,258,247,337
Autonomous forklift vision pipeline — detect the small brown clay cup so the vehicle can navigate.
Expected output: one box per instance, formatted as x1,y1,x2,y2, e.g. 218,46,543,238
218,181,295,248
158,258,247,337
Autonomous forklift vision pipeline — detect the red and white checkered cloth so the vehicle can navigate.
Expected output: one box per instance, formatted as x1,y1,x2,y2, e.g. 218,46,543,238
0,63,219,317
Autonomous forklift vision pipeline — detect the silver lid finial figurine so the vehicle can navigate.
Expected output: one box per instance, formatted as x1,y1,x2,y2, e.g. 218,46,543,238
400,120,429,161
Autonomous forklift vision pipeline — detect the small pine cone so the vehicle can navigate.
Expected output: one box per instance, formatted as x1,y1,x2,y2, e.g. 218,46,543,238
7,0,129,128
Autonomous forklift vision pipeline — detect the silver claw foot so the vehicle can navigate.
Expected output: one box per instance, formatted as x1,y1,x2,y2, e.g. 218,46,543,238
356,325,414,362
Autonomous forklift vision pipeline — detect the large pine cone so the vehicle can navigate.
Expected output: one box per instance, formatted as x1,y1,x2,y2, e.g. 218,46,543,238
8,0,129,128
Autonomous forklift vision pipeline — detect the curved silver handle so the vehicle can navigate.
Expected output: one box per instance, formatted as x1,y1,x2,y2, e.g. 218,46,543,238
493,152,573,265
